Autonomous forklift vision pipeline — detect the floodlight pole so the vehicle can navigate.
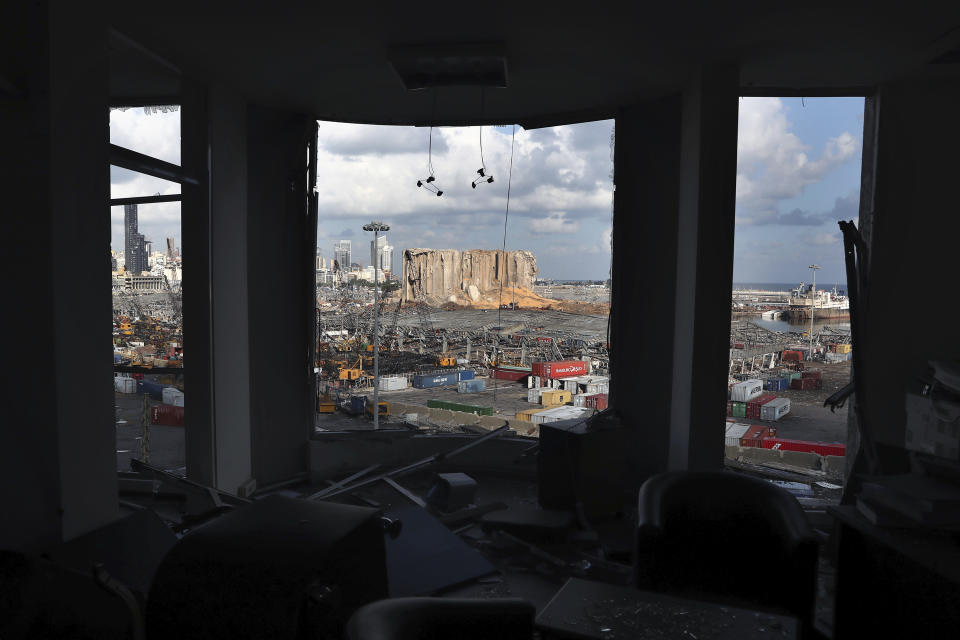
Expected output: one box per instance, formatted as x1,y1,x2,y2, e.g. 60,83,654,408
808,264,820,361
363,222,390,429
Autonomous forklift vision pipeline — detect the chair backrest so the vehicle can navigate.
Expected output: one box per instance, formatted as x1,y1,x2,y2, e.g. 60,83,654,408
636,471,817,621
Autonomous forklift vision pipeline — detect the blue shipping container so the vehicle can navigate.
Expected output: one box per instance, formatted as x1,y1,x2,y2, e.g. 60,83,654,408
350,396,366,412
413,372,460,389
764,377,789,391
140,381,164,400
458,370,476,381
457,379,486,393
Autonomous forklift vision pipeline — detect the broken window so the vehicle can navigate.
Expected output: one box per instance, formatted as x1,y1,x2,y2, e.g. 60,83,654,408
313,120,614,436
726,97,865,497
110,106,184,472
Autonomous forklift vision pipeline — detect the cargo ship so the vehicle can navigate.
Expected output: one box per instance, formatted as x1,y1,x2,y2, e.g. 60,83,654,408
785,283,849,320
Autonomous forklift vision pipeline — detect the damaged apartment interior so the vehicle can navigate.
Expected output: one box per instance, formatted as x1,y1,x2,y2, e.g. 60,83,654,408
4,2,960,639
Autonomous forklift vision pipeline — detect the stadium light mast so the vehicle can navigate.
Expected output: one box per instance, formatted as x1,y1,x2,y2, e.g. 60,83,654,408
363,221,390,429
808,264,820,360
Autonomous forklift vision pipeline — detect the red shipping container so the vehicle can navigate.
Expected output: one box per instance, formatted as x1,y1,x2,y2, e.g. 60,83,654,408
131,373,144,380
790,377,821,391
726,401,734,416
530,360,589,379
492,367,530,381
740,425,776,448
760,437,845,456
745,394,776,419
151,405,184,426
801,371,822,380
585,393,608,411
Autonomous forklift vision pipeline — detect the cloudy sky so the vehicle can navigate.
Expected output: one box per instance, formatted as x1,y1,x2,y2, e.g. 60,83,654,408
109,97,862,283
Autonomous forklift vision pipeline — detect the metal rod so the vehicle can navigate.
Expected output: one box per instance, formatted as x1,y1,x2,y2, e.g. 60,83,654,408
314,426,510,501
305,464,381,500
110,144,199,185
110,194,182,206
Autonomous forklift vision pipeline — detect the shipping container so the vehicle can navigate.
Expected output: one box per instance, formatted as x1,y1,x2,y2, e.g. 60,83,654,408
540,389,573,406
761,437,845,456
530,360,589,379
527,387,550,403
760,397,791,421
781,350,804,362
764,377,790,392
162,386,185,406
530,405,593,424
790,377,822,391
378,376,408,391
457,379,486,393
732,402,747,418
573,393,588,408
730,380,764,402
426,399,494,416
746,393,776,419
492,366,531,382
139,380,164,400
789,372,803,381
413,371,460,388
151,405,184,426
114,376,137,394
724,423,751,447
740,424,776,448
458,369,476,381
585,393,608,411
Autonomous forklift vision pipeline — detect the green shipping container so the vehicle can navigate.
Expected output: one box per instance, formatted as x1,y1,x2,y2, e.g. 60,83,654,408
427,399,494,416
732,402,747,418
789,372,802,380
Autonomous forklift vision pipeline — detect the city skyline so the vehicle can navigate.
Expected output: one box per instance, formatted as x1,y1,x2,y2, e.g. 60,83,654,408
110,98,863,283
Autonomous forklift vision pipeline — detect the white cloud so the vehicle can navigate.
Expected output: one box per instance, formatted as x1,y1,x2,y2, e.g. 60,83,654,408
736,98,859,225
527,212,580,234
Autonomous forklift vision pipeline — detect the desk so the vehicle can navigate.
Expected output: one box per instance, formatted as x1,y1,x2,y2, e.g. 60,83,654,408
830,505,960,638
536,577,798,639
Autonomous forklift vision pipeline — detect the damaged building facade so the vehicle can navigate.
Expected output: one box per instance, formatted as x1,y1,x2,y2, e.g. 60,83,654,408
4,2,960,639
401,248,537,305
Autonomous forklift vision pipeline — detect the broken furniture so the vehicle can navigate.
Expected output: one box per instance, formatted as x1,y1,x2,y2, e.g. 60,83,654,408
635,471,818,637
146,495,389,639
346,597,535,640
829,504,960,638
536,577,798,639
426,472,478,512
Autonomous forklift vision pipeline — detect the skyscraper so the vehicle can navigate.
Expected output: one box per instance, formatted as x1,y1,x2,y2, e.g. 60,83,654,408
124,204,148,275
334,240,351,271
166,237,176,259
370,235,393,273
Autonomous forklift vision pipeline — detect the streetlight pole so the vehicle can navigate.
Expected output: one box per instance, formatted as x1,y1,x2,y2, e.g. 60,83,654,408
808,264,820,361
363,221,390,429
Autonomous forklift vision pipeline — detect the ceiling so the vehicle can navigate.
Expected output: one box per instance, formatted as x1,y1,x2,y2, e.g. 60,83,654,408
107,2,960,127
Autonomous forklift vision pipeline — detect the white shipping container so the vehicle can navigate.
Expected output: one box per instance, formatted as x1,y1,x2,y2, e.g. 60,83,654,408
730,379,764,402
724,423,751,446
163,387,185,407
573,393,588,408
378,376,408,391
760,398,791,421
114,377,136,394
585,383,609,395
528,387,551,403
530,405,594,425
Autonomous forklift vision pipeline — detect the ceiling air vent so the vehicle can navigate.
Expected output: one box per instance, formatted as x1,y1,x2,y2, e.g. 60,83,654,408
388,43,508,90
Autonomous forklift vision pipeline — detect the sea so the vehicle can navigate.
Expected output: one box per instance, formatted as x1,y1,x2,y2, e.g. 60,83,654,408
733,282,850,334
